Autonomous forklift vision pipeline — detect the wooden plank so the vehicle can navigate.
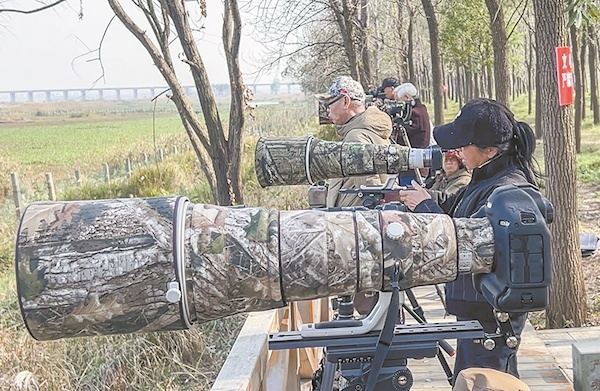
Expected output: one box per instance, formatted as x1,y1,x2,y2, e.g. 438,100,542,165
292,301,325,378
265,348,293,390
211,309,282,391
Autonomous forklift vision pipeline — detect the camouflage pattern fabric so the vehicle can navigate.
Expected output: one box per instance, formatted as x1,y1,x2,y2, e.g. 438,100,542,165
185,204,283,323
16,197,186,340
255,137,413,187
316,75,366,101
16,199,496,341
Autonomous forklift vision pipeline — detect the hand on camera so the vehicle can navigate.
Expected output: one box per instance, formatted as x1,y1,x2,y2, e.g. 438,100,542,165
398,180,431,211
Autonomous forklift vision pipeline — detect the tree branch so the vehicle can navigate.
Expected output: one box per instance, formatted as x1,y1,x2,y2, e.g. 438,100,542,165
0,0,68,14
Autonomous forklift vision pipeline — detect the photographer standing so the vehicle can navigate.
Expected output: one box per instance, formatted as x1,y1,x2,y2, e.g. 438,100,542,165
398,98,541,382
379,77,400,100
393,83,432,185
317,76,393,208
318,76,392,316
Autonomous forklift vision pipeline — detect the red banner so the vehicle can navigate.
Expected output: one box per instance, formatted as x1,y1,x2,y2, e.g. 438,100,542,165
555,46,574,106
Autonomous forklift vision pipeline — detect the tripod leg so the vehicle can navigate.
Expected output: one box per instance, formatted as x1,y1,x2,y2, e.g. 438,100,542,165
436,350,454,385
320,360,337,391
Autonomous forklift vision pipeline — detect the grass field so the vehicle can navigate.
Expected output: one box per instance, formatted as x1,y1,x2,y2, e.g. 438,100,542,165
0,95,599,390
0,98,318,391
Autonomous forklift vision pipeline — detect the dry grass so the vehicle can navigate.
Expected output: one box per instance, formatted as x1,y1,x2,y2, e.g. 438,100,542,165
0,99,317,390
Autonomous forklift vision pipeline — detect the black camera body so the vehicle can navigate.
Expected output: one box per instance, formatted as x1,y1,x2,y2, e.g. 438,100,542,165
473,184,553,313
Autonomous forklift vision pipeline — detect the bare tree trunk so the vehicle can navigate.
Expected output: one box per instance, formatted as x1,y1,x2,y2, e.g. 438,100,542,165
527,28,534,115
358,0,373,87
474,72,480,98
486,63,494,98
533,0,587,328
581,31,587,120
589,26,600,125
535,58,543,139
166,0,234,205
108,0,243,206
223,0,246,204
407,6,416,83
456,63,464,107
485,0,510,107
331,0,360,81
420,0,444,125
570,25,582,154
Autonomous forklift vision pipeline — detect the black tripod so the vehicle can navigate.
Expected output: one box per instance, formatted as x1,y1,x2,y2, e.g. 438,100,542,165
268,263,484,391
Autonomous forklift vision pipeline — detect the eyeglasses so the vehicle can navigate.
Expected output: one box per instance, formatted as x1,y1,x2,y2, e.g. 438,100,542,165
324,95,346,110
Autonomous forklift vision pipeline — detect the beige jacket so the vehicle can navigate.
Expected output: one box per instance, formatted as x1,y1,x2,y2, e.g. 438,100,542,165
430,167,471,195
326,106,392,208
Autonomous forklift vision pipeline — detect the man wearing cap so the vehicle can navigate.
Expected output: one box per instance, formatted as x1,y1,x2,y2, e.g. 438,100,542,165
398,98,540,381
379,77,400,100
318,76,393,208
318,76,393,316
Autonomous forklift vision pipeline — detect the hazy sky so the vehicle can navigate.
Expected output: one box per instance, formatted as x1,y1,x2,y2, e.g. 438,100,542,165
0,0,276,91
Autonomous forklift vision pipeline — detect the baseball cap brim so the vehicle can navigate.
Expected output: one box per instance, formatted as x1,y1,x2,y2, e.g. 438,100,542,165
315,92,335,100
433,122,470,150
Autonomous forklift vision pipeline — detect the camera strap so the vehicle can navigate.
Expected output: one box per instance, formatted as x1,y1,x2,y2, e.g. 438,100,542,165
364,262,402,391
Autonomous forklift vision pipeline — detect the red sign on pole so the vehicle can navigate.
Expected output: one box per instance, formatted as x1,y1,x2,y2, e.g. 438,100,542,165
555,46,574,106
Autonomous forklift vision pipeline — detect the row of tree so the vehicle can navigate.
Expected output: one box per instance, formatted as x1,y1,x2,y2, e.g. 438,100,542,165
3,0,595,329
252,0,596,330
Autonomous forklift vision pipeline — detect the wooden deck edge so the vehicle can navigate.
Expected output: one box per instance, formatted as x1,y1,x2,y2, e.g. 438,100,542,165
211,300,329,391
211,309,284,391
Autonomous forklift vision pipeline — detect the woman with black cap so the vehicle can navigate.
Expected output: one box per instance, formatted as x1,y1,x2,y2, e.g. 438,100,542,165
398,98,541,382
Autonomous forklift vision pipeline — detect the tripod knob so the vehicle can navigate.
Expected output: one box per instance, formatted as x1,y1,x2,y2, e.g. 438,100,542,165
392,367,413,391
483,338,496,351
496,311,510,323
386,222,405,241
506,336,519,349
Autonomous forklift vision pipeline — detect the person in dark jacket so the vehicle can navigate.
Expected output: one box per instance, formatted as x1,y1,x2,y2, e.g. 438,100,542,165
398,98,541,382
394,82,432,185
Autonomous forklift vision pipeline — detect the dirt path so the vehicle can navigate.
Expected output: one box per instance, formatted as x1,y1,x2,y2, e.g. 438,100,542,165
578,183,600,325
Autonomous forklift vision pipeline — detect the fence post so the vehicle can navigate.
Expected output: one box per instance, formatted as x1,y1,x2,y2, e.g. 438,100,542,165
45,173,56,201
125,158,132,178
11,172,22,220
172,146,178,155
103,163,111,183
157,149,164,162
143,153,149,165
74,169,82,185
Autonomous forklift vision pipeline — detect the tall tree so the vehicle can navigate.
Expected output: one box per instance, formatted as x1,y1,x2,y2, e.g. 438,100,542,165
251,0,380,90
570,25,583,153
420,0,444,124
485,0,511,106
533,0,587,328
107,0,247,206
439,0,492,103
589,25,600,124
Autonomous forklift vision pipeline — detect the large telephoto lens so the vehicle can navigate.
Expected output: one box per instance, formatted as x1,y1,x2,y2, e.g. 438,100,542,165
255,137,442,187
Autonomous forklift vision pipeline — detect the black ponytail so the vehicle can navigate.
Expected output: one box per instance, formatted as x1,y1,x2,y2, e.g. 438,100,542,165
512,121,542,185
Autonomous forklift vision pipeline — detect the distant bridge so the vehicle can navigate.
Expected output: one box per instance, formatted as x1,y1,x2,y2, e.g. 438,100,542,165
0,83,303,103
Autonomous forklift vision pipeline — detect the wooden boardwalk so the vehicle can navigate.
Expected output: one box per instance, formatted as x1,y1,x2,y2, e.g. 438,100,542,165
406,287,576,391
212,287,600,390
537,325,600,384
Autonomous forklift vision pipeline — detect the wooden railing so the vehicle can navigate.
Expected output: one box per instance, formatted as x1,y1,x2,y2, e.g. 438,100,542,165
211,299,330,391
